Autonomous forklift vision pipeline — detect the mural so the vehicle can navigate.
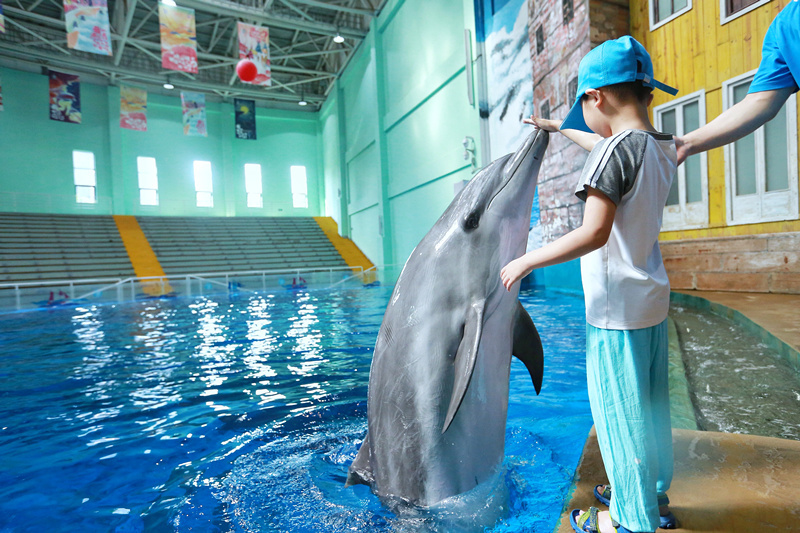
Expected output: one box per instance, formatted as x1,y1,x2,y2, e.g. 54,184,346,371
63,0,112,56
120,85,147,132
482,0,540,251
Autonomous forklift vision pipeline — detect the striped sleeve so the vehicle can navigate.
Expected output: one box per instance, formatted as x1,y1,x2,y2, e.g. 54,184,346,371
575,130,647,205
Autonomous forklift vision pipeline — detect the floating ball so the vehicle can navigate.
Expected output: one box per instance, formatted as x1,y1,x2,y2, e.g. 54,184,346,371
236,59,258,82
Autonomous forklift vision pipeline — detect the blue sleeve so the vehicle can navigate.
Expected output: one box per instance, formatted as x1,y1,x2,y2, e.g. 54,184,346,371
749,4,800,94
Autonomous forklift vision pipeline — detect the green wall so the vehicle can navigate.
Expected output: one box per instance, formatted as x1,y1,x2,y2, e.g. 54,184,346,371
0,67,322,217
320,0,483,266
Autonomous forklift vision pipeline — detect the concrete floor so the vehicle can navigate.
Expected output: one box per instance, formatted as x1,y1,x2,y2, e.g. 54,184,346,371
554,291,800,533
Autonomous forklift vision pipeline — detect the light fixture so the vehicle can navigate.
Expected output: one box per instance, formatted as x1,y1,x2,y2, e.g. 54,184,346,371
161,0,176,5
298,98,308,106
333,32,344,44
163,82,174,90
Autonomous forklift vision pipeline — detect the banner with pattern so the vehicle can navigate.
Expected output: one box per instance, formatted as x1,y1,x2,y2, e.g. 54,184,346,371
64,0,112,56
181,91,206,137
234,98,256,140
120,85,147,131
49,71,81,124
159,4,198,73
237,22,271,86
0,1,6,34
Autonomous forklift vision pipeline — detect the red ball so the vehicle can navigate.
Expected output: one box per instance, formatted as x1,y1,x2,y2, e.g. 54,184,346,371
236,59,258,82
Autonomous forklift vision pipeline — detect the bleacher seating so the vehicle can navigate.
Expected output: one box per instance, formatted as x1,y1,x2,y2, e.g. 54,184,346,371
135,216,347,275
0,213,349,284
0,213,135,283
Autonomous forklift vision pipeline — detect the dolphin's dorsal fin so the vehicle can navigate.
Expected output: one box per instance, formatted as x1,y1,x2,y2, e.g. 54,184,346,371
345,432,374,488
512,300,544,394
442,300,485,434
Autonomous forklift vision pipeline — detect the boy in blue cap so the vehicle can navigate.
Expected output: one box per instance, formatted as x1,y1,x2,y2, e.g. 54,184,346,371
500,35,679,533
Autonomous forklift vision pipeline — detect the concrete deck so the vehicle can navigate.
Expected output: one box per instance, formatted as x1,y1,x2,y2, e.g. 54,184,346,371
554,291,800,532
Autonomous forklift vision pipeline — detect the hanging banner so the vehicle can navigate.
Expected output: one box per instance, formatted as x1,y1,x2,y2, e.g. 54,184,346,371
237,22,271,86
64,0,112,56
234,98,256,140
181,91,206,137
49,71,81,124
159,4,198,73
120,85,147,132
0,1,6,34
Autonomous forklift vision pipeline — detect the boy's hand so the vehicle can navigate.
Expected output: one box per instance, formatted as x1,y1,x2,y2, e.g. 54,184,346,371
500,257,533,291
523,115,560,132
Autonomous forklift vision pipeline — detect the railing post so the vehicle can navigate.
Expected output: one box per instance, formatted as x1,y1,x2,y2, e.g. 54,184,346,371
186,275,191,298
117,283,122,303
15,285,20,311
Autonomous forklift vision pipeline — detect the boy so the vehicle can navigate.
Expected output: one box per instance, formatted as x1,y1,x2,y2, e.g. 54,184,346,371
500,36,678,533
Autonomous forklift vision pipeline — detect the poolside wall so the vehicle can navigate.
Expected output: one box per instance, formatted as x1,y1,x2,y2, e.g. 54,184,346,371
0,66,323,218
318,0,481,266
630,0,800,294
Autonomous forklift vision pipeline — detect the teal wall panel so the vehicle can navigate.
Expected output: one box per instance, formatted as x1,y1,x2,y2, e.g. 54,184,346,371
389,166,473,264
320,95,343,227
0,68,112,214
0,67,322,218
341,44,378,160
385,71,477,199
350,205,383,265
347,143,380,215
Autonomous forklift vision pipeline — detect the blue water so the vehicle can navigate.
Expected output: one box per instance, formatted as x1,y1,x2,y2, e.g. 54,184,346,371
0,287,591,532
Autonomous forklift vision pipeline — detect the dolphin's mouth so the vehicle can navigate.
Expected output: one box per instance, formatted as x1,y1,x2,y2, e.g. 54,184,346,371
486,129,544,211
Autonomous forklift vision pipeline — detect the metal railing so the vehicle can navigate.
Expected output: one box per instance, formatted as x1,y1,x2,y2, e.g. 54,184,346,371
0,265,404,313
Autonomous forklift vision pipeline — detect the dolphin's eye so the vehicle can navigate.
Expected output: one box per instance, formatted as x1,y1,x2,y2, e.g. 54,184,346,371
463,212,480,230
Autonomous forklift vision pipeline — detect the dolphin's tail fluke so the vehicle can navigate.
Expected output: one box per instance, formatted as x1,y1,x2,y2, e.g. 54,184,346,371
345,432,375,488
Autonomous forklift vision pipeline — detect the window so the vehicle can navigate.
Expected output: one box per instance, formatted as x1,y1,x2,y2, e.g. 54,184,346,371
290,165,308,209
568,76,578,105
649,0,691,31
137,157,158,206
73,150,96,204
535,26,544,55
562,0,574,25
194,160,213,208
720,0,772,25
723,70,798,225
654,90,708,230
540,100,550,120
245,163,263,208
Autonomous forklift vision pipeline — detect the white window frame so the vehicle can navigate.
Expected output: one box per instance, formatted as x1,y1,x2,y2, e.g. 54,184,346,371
245,163,263,209
73,150,97,204
649,0,692,31
193,160,214,208
290,165,308,209
723,69,799,226
654,89,709,231
137,156,159,206
720,0,773,26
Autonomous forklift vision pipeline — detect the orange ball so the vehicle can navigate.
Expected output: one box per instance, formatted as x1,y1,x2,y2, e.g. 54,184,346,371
236,59,258,82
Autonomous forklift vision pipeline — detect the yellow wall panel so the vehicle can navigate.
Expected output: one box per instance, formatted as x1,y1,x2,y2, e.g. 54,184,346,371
631,0,800,241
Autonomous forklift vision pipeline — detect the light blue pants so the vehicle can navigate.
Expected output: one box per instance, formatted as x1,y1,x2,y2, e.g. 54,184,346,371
586,320,673,533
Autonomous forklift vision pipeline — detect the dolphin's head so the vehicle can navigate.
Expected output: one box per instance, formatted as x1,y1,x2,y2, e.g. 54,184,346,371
426,129,549,290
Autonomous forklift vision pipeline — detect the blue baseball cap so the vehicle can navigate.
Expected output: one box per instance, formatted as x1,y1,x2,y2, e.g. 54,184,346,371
560,36,678,133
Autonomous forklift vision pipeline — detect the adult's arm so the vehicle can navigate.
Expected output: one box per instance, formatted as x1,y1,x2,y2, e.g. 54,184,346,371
675,87,795,165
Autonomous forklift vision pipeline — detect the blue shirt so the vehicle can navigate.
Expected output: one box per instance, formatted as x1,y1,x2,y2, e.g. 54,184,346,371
749,0,800,93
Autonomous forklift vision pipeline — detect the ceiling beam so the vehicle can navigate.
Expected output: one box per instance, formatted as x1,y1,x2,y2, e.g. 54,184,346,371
289,0,376,17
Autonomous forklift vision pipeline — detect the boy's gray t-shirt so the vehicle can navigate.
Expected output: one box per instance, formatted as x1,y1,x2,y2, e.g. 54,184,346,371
575,129,677,330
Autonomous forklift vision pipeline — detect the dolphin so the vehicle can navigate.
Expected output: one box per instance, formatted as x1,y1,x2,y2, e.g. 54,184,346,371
346,129,549,508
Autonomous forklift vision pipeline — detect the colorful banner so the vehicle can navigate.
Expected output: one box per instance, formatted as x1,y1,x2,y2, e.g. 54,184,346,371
0,1,6,34
237,22,271,86
120,85,147,132
234,98,256,140
64,0,112,56
159,4,198,73
49,71,81,124
181,91,206,137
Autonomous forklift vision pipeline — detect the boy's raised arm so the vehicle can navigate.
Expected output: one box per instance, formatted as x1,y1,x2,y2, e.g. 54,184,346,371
524,115,602,151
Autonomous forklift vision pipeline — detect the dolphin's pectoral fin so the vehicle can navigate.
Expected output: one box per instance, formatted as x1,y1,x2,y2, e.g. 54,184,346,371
442,300,485,434
512,300,544,394
345,432,374,488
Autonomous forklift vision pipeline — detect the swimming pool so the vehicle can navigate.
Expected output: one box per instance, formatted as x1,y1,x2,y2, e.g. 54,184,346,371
0,286,592,532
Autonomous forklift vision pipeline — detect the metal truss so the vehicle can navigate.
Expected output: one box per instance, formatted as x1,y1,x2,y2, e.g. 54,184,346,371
0,0,384,109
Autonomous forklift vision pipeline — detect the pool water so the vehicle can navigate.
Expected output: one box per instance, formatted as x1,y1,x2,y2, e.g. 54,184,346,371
0,287,592,532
